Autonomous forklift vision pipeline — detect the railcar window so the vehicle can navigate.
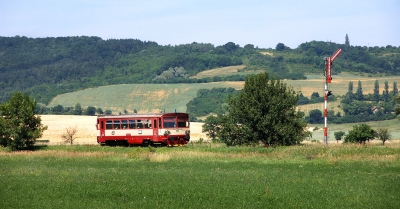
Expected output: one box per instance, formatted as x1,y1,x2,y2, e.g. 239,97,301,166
106,121,113,129
121,120,128,129
163,117,176,128
129,120,136,129
144,119,152,128
114,120,121,129
137,120,143,129
178,121,188,127
177,118,189,127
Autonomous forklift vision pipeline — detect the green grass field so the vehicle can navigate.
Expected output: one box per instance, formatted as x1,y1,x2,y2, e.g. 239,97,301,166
1,144,399,209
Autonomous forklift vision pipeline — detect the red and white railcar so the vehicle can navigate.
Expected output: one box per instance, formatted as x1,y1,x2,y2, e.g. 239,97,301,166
96,112,190,146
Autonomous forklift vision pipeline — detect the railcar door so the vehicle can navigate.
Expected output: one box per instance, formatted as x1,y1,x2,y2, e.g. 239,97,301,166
100,120,105,137
97,119,105,143
152,118,159,141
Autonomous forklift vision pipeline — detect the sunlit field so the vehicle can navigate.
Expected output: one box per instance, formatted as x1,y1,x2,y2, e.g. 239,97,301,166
1,143,399,209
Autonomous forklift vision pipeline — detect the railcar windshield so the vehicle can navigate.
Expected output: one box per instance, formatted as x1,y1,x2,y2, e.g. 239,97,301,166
177,117,189,128
163,117,176,128
163,116,189,128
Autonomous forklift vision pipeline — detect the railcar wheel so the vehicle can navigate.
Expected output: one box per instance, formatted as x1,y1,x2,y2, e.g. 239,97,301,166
142,140,150,147
106,140,116,146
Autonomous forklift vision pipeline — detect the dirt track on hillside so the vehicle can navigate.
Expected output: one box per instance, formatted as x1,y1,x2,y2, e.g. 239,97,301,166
38,115,207,145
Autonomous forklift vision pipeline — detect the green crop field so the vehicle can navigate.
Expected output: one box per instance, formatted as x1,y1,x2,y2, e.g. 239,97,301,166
48,82,244,113
48,73,400,114
1,143,399,209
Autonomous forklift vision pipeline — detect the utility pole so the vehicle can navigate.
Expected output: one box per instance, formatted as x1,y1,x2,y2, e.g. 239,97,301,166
324,48,342,145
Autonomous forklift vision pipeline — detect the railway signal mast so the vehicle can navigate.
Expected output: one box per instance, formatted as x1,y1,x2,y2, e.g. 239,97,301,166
324,48,342,145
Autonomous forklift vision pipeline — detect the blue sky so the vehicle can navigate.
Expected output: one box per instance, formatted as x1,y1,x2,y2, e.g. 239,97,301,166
1,0,399,48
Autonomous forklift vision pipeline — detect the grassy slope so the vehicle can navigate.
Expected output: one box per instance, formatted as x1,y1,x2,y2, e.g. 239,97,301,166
48,82,244,113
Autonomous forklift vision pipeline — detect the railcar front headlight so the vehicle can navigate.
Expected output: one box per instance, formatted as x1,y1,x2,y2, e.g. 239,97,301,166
164,130,171,136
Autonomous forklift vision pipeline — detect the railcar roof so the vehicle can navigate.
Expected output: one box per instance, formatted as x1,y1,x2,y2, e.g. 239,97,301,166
97,112,188,118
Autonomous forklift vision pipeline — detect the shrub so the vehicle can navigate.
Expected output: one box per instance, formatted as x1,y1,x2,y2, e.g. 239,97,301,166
344,124,376,144
61,126,78,145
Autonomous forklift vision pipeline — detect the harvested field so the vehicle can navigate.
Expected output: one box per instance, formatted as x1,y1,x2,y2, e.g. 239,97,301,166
189,65,246,79
38,115,400,145
38,115,207,145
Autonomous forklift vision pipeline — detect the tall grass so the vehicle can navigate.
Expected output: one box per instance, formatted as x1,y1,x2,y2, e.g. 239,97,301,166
1,143,399,209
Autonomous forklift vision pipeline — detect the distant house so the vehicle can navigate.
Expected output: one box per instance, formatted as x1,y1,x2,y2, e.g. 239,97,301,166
371,106,384,114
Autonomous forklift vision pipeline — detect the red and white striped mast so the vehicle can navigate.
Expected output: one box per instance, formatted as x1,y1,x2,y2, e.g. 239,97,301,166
324,48,342,145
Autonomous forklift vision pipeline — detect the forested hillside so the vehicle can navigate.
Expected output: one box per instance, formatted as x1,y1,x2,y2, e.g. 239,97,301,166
1,36,399,104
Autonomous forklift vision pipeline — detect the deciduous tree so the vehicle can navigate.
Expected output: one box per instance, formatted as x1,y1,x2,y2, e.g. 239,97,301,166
217,72,309,146
394,95,400,119
85,106,96,116
344,124,375,144
0,92,48,150
202,115,220,142
276,43,286,51
307,109,323,124
74,103,82,115
375,128,391,145
61,126,78,145
334,131,345,142
96,107,104,114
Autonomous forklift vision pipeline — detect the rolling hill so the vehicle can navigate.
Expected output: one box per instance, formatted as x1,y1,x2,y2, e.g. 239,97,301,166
1,36,400,105
48,82,244,113
48,73,400,115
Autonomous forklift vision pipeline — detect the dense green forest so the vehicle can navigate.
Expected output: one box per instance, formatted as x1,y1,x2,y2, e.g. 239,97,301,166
1,36,400,104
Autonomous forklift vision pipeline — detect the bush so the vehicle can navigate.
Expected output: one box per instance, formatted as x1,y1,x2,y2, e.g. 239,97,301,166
61,126,78,145
344,124,376,144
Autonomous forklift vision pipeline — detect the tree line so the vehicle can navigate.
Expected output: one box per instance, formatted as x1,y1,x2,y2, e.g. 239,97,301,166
35,102,141,116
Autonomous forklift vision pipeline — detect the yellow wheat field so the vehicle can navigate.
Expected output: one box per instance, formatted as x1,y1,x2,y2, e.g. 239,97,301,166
38,115,207,145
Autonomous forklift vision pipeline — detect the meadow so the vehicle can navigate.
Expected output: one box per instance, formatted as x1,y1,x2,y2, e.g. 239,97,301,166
1,143,399,209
